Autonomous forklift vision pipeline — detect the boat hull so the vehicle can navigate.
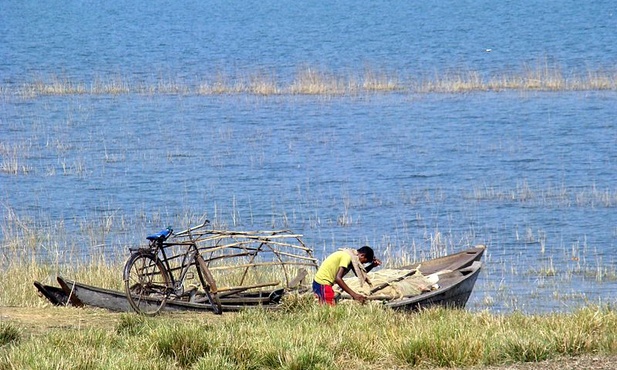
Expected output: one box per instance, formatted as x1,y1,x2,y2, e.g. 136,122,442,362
386,261,482,311
57,276,246,313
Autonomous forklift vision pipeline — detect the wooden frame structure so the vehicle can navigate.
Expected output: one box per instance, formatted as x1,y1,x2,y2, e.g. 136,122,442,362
165,222,319,298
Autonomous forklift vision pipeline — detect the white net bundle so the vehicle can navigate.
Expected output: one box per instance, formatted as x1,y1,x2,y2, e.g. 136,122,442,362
337,268,442,300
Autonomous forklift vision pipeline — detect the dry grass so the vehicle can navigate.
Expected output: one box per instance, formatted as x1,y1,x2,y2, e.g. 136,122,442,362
288,68,347,95
5,63,615,98
0,142,32,175
466,182,617,208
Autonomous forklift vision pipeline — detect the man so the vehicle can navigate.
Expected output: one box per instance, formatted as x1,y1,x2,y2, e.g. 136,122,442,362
313,246,381,305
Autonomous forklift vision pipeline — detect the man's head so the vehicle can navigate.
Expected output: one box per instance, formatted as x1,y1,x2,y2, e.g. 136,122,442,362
356,246,374,264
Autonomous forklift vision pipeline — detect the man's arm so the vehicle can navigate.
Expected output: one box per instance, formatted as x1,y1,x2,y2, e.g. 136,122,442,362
334,267,366,303
365,258,382,273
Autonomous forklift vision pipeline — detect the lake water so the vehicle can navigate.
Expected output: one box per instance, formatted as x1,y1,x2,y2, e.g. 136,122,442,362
1,0,616,314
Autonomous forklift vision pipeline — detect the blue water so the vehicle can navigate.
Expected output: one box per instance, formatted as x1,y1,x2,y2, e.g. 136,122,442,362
1,1,616,313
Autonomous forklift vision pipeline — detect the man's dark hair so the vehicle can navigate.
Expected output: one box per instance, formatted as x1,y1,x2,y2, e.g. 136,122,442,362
357,246,374,261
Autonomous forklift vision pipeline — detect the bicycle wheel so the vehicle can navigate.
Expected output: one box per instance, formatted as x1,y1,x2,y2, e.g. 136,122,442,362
124,252,170,315
195,254,223,314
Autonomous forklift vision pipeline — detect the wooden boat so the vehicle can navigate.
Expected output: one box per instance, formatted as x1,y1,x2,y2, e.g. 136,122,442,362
336,247,485,310
35,245,485,312
399,245,485,275
56,276,247,313
33,281,77,307
36,275,288,313
385,261,482,311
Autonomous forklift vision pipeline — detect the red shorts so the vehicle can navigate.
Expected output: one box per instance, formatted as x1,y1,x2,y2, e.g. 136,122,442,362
313,281,336,305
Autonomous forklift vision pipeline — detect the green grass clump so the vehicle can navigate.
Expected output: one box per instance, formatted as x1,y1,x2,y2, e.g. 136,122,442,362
0,322,21,347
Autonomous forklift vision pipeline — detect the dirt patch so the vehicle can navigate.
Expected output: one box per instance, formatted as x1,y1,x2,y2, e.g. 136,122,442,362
475,355,617,370
0,305,227,336
0,306,125,335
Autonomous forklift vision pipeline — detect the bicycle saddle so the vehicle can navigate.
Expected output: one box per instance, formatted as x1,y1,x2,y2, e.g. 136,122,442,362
146,227,173,241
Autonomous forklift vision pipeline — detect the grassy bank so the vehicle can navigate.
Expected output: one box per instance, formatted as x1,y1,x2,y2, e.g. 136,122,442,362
1,252,616,369
1,303,616,369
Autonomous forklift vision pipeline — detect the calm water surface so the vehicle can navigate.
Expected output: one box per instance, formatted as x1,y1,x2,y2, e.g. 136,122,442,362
1,1,616,313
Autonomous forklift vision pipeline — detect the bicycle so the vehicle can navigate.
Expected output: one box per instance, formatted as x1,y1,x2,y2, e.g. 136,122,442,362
123,221,222,315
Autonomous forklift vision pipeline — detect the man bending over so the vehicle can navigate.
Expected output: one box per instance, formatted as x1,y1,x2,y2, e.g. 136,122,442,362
312,246,381,305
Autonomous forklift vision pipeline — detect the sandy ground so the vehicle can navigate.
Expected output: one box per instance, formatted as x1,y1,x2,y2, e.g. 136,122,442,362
477,356,617,370
1,306,615,369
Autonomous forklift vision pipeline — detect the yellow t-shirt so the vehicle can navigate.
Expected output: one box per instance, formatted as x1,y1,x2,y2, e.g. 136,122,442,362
314,250,352,285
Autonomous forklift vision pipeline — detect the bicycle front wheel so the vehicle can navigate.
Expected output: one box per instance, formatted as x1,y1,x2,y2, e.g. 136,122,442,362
124,252,170,315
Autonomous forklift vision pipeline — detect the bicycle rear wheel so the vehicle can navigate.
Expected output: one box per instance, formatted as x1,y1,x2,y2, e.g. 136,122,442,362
124,252,170,315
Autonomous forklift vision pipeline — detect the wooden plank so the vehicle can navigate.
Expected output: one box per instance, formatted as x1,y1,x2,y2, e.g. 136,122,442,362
216,281,280,294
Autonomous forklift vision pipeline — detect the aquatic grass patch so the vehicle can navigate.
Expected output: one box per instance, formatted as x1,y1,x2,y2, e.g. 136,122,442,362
0,141,33,175
417,70,487,93
196,71,247,95
465,182,617,208
362,68,401,92
21,76,88,96
7,62,615,98
246,71,282,95
288,67,348,95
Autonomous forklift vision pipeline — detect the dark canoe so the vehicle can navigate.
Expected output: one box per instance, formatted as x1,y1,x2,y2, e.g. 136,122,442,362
385,261,483,311
33,281,80,307
34,276,286,313
56,276,256,313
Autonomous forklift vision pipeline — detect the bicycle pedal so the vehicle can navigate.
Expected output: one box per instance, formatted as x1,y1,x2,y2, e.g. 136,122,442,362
188,290,197,303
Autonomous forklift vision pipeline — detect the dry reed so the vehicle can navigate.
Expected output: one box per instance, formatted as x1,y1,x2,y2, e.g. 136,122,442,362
5,63,615,98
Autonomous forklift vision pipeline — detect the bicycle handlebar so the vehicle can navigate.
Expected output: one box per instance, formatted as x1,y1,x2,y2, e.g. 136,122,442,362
174,220,210,237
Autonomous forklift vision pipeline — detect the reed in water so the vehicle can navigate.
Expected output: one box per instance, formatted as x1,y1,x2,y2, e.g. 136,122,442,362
6,63,616,98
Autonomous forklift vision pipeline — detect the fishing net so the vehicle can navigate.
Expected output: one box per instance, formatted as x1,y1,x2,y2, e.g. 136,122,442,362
336,268,441,300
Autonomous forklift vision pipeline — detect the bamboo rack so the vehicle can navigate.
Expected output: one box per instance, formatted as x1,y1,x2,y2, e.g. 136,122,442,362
164,224,318,292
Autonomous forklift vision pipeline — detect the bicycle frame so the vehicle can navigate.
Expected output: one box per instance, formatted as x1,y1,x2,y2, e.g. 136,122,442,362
155,240,201,296
124,226,221,315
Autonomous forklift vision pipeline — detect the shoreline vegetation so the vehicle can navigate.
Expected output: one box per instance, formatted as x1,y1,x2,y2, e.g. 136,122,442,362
1,214,616,368
1,302,616,369
0,203,616,309
2,64,617,98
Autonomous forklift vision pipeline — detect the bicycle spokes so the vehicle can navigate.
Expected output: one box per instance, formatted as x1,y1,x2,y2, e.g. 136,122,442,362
124,253,169,315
